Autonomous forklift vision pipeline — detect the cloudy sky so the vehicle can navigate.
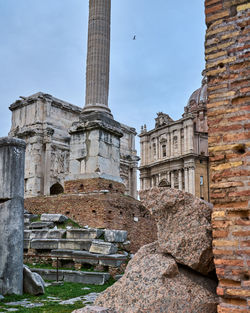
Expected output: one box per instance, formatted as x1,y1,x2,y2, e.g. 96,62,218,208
0,0,206,150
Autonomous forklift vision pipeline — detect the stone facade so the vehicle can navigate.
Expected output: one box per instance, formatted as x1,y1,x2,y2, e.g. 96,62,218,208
9,93,138,198
139,81,209,201
205,1,250,312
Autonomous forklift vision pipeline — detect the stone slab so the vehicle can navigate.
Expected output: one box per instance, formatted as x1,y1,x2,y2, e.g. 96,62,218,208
31,269,110,285
89,241,117,255
104,230,127,243
40,214,68,223
66,228,104,240
30,222,54,229
28,230,66,239
58,239,92,251
30,239,59,250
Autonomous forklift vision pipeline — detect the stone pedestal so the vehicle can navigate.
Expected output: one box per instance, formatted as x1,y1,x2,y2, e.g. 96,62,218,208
0,137,26,295
68,111,123,182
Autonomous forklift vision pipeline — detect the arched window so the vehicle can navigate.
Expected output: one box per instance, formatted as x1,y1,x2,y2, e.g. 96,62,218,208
50,183,64,195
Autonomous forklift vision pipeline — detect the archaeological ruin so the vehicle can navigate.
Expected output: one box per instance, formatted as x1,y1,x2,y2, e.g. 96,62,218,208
0,0,249,312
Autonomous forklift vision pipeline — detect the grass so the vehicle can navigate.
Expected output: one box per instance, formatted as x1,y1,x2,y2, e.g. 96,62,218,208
0,279,115,313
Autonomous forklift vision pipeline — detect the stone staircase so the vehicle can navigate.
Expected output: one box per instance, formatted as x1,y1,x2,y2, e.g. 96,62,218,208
24,212,129,284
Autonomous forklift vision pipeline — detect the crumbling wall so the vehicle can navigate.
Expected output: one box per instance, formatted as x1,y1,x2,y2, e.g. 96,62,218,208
25,179,157,253
205,1,250,312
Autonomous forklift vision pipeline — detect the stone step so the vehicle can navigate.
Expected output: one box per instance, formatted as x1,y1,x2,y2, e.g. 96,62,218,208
51,249,128,267
29,239,93,251
66,228,104,240
31,268,110,285
24,229,66,240
41,214,68,223
30,222,54,229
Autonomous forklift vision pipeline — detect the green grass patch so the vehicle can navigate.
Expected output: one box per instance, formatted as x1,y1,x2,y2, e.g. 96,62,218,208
0,279,115,313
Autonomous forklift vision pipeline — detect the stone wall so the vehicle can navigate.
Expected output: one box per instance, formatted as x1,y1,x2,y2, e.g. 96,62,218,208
205,1,250,312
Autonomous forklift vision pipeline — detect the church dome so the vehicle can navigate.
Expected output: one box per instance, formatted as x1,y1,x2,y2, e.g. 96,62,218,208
184,81,207,114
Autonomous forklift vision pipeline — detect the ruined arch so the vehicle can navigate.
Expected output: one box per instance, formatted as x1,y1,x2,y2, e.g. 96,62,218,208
50,182,64,195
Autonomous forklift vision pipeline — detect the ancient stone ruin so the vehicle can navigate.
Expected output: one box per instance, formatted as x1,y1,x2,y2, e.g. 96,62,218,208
89,188,218,312
0,137,26,295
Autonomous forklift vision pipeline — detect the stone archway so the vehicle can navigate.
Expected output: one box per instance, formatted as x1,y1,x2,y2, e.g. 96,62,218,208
50,182,64,195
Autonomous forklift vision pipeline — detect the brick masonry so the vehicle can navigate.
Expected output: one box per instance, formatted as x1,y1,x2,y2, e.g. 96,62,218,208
205,0,250,312
25,179,157,253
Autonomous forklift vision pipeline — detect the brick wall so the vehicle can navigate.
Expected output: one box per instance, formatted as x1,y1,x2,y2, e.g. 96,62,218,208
205,0,250,312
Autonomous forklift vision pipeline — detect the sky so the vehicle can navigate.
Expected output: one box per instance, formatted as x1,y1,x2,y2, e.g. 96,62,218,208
0,0,206,152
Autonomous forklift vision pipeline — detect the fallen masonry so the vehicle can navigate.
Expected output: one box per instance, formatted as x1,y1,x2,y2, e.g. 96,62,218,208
87,188,219,312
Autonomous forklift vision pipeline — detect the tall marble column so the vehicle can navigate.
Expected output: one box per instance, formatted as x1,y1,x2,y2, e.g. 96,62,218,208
83,0,112,116
69,0,123,182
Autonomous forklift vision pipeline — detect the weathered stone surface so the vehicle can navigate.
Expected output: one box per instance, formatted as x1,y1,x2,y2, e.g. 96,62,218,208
58,239,92,251
72,306,116,313
41,213,68,223
67,228,103,240
140,187,214,275
104,230,127,243
0,137,26,295
89,241,117,255
23,265,45,295
32,269,110,285
30,222,54,229
27,229,66,240
30,239,59,250
95,242,218,313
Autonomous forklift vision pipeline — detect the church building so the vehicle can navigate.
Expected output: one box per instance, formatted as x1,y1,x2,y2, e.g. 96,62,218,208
139,80,209,201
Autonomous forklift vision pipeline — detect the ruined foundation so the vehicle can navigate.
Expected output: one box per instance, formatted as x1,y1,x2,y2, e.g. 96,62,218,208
0,137,26,295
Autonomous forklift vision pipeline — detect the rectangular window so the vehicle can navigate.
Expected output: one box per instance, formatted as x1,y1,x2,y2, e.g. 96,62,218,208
200,176,204,186
162,145,166,157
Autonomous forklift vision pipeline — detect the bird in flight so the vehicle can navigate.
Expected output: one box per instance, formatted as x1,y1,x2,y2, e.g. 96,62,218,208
133,35,136,40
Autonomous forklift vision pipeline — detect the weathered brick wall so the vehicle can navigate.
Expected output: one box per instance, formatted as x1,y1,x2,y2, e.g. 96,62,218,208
205,0,250,312
64,178,125,194
25,192,157,253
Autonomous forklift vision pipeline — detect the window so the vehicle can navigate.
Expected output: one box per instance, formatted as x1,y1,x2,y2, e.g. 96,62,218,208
200,176,204,186
153,143,156,155
162,145,166,157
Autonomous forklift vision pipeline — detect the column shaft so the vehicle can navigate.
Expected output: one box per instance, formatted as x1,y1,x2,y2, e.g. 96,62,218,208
84,0,111,114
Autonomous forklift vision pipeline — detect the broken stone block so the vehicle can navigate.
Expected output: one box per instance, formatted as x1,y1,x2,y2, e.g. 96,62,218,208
30,239,59,250
89,241,118,255
23,265,45,295
99,254,127,267
58,239,92,251
140,187,214,275
67,228,104,239
0,137,26,295
95,242,218,313
104,230,127,243
30,222,54,229
40,213,68,223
